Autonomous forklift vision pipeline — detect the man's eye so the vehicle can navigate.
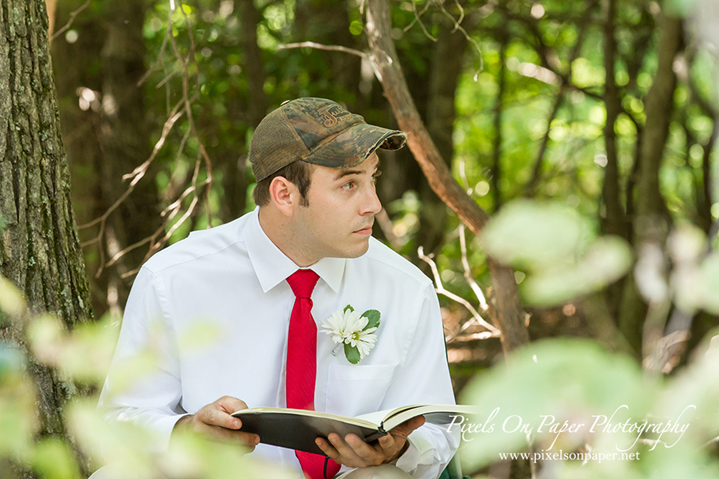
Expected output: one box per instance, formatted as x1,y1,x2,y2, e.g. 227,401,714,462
342,181,355,190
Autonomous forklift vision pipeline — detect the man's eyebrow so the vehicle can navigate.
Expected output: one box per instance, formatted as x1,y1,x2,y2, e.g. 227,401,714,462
334,162,380,180
334,168,364,180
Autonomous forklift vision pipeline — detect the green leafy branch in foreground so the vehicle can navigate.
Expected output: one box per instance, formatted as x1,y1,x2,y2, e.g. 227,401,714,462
446,198,719,476
0,277,294,479
459,338,719,479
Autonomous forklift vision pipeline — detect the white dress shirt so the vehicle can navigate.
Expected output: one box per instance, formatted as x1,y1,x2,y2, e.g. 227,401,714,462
99,208,459,479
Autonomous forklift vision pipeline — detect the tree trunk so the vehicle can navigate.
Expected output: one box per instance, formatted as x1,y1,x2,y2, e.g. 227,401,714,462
618,14,683,354
97,0,159,307
0,0,93,445
364,0,529,354
52,0,159,316
417,13,472,254
51,0,106,314
601,0,628,320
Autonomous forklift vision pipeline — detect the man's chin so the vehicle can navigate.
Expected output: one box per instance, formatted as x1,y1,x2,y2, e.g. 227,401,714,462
334,239,371,259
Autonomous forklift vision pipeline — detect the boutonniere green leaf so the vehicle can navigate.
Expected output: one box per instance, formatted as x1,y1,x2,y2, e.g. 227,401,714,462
321,305,381,364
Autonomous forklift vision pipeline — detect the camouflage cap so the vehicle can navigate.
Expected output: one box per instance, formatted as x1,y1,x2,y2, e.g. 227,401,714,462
249,97,407,182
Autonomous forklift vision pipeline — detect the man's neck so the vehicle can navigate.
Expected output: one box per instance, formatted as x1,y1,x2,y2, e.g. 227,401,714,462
257,206,317,267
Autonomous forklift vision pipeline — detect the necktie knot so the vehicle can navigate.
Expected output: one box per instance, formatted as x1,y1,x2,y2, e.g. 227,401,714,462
287,269,319,299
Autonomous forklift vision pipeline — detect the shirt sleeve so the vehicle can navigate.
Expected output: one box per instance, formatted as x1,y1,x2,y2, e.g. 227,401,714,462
383,283,461,479
98,266,188,452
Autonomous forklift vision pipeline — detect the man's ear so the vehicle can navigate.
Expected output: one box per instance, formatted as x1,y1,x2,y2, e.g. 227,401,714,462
268,176,297,216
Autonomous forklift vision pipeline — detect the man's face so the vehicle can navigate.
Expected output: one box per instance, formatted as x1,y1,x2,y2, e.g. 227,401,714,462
292,153,382,263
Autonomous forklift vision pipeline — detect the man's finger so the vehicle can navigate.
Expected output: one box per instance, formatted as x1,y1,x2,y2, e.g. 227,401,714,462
377,434,400,458
210,426,260,447
344,434,384,466
390,415,425,438
198,404,241,429
327,433,366,466
315,437,340,460
216,396,249,414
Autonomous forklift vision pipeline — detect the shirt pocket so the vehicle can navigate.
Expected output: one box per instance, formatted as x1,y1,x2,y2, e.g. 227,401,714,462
325,363,398,417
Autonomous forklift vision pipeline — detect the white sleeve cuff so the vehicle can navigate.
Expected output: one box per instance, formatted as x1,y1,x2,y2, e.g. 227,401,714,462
394,434,432,476
148,413,191,452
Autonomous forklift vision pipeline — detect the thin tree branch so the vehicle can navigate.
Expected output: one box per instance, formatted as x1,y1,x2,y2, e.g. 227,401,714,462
277,42,369,59
80,0,215,280
418,246,500,341
50,0,90,42
403,0,436,41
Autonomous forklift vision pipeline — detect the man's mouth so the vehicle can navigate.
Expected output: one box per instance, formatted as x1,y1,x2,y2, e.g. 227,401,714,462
353,225,373,235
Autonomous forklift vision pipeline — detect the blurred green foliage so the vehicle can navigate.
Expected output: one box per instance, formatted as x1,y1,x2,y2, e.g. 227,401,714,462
459,337,719,478
36,0,719,476
0,276,295,478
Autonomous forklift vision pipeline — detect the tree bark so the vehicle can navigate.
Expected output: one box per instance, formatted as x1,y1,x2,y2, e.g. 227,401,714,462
618,14,684,353
633,15,682,225
212,0,267,222
52,0,159,315
601,0,625,236
491,27,506,210
417,12,472,254
601,0,628,320
51,0,105,313
97,0,159,307
364,0,529,353
238,0,268,128
0,0,93,443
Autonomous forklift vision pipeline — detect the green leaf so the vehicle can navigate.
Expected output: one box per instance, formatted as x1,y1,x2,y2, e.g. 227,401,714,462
344,344,361,364
459,339,653,471
343,304,354,313
521,235,633,306
31,438,80,479
700,252,719,314
361,309,380,330
481,199,593,271
0,275,27,317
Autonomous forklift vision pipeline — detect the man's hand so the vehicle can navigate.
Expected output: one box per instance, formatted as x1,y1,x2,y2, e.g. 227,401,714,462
315,416,425,468
173,396,260,450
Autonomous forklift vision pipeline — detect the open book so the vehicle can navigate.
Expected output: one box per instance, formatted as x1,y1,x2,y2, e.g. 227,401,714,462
232,404,477,455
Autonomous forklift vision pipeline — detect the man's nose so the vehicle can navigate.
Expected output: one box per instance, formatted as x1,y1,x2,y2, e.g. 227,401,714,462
360,186,382,216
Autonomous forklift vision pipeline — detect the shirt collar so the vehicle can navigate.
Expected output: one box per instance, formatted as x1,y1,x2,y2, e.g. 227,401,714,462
244,207,345,294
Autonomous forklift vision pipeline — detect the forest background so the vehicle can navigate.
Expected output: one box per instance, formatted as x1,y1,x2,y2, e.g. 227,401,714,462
3,0,719,477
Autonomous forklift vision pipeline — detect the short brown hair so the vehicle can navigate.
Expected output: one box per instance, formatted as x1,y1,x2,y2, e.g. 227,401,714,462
253,160,314,207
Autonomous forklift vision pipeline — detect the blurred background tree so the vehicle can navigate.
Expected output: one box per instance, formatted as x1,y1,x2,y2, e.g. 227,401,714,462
2,0,719,477
48,0,719,378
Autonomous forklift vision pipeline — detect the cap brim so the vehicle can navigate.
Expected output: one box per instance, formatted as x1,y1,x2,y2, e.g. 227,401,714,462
302,123,407,169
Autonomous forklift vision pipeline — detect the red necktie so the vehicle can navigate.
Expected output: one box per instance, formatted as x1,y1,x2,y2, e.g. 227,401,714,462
286,269,341,479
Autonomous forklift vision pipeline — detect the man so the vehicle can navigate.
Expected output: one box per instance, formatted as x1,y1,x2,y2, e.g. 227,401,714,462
99,98,459,479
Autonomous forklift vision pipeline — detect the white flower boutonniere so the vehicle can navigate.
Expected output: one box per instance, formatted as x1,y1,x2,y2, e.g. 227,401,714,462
321,305,380,364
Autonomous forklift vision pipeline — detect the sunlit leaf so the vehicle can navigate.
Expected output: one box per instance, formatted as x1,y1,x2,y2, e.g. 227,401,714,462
0,275,27,318
459,339,653,470
164,430,295,479
700,252,719,314
643,441,719,479
177,319,224,353
657,347,719,445
67,398,158,477
0,350,37,459
27,314,135,386
31,438,81,479
521,236,633,306
481,200,593,271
